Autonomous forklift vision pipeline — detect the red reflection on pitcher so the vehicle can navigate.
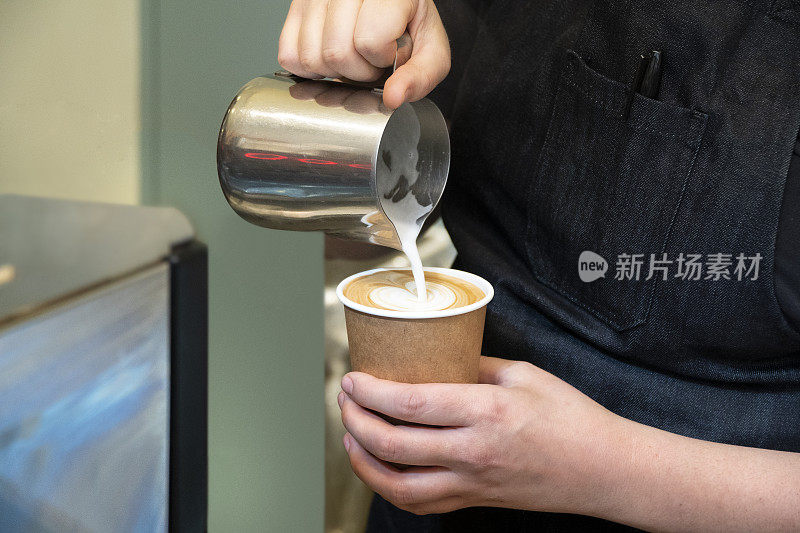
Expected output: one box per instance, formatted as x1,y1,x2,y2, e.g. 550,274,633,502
243,152,372,170
297,158,337,165
245,152,287,160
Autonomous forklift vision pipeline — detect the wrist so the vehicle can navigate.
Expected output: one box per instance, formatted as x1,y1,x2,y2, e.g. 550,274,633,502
567,409,643,520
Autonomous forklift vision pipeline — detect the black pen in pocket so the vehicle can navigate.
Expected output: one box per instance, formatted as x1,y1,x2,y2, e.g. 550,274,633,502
640,50,662,99
623,50,662,119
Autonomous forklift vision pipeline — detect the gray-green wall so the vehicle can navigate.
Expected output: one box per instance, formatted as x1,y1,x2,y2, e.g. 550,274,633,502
141,2,324,530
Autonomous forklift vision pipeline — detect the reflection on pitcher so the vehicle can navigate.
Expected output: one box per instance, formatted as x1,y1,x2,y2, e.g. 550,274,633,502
217,74,449,250
288,79,391,116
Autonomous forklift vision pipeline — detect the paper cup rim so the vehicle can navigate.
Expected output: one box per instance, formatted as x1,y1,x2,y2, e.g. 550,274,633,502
336,267,494,319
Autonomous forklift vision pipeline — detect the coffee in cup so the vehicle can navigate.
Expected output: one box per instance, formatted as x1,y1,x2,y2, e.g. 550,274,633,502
336,267,494,384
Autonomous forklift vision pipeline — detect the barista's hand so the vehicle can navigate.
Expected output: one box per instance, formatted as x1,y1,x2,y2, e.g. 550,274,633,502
339,357,800,529
278,0,451,109
337,356,620,515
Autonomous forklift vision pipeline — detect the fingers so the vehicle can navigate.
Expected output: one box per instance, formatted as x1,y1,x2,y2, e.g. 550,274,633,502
281,0,406,82
298,0,339,78
343,432,462,512
354,0,417,67
278,0,450,109
278,1,321,79
322,0,383,81
381,2,450,108
340,392,458,465
342,372,480,426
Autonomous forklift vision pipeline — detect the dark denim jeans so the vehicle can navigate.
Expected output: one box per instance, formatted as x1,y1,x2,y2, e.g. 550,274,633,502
367,0,800,530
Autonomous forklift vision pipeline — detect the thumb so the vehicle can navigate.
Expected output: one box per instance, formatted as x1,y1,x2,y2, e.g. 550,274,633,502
382,8,450,109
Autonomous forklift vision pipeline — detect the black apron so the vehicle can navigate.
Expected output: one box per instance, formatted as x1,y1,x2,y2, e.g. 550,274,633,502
367,1,800,530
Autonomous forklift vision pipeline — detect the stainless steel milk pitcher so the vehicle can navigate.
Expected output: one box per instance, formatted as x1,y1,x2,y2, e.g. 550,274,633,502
216,68,450,250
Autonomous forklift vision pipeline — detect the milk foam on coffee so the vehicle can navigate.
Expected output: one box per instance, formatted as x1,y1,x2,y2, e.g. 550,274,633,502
343,270,485,312
377,105,432,302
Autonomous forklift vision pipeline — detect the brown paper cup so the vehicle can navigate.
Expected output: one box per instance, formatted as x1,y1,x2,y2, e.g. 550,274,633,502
336,267,494,384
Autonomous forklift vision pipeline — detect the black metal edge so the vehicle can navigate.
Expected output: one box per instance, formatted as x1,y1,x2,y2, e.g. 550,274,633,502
167,240,208,532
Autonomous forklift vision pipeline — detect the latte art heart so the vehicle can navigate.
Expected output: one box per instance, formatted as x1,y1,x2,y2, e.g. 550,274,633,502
343,270,484,312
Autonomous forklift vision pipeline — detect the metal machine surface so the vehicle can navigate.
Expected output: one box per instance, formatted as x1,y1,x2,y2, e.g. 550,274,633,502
0,195,207,532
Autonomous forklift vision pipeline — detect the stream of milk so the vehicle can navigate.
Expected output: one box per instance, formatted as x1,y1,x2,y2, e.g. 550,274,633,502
383,194,431,302
377,105,432,303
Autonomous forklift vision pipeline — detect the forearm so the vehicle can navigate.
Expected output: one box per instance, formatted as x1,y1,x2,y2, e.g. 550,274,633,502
589,416,800,532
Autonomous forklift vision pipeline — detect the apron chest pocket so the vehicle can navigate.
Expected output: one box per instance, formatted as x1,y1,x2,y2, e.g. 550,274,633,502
524,49,708,331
